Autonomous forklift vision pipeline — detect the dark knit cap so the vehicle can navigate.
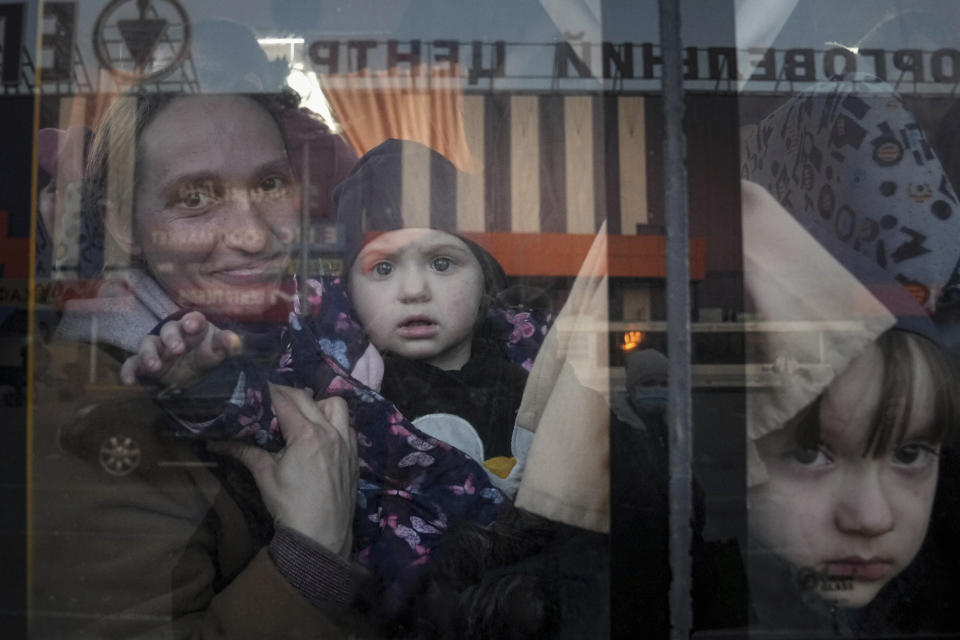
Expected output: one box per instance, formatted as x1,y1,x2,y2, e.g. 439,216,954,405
334,138,507,297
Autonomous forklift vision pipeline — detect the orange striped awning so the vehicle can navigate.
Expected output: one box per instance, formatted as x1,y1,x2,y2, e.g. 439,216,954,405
462,231,706,279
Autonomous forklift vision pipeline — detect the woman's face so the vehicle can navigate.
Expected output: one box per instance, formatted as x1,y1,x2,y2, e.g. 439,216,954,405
748,342,940,608
132,96,298,318
348,228,484,371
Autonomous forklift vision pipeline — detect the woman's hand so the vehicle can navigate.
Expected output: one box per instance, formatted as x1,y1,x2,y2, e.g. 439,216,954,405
120,311,241,387
210,385,358,559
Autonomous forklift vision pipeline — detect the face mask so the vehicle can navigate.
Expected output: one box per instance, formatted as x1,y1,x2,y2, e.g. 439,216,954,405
629,386,668,416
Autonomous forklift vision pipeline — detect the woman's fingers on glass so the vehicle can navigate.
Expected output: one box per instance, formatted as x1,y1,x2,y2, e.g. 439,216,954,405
160,314,239,376
158,319,187,355
213,329,243,358
189,325,237,370
140,335,164,370
167,311,216,356
179,310,207,336
120,335,165,385
119,354,140,385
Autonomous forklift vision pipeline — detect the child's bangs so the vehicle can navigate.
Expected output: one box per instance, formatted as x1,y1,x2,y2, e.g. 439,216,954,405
782,331,958,457
864,330,958,457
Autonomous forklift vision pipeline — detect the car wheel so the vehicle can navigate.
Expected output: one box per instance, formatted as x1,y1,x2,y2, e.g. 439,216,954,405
98,434,143,476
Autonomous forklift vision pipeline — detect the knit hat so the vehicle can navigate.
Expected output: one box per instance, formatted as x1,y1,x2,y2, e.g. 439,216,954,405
741,181,897,485
333,138,507,296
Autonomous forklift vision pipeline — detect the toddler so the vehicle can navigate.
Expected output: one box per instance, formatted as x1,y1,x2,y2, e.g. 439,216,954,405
335,139,553,486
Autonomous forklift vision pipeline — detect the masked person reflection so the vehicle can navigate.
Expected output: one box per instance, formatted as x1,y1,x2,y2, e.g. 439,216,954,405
741,76,960,635
32,91,376,639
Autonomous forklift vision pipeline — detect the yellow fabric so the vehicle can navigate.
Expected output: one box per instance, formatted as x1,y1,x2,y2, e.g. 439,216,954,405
483,456,517,479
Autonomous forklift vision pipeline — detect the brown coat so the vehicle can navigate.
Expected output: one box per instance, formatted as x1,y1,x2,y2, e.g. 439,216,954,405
31,338,373,639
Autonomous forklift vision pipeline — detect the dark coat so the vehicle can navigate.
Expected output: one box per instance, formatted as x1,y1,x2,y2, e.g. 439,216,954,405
380,339,528,459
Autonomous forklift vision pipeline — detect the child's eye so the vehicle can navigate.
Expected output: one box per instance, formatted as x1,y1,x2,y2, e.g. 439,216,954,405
373,261,393,277
787,446,830,468
431,256,452,272
892,442,939,467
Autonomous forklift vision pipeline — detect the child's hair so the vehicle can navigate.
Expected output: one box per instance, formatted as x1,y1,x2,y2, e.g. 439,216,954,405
789,329,959,456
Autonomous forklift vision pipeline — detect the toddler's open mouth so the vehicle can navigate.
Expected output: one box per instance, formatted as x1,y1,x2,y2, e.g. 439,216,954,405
397,316,438,338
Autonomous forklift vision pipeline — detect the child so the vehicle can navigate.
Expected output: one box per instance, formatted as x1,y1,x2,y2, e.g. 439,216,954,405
740,74,960,634
723,181,960,633
334,139,552,484
747,326,958,631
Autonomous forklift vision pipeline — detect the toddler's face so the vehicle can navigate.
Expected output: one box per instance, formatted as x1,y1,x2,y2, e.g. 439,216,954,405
349,228,484,370
748,342,940,608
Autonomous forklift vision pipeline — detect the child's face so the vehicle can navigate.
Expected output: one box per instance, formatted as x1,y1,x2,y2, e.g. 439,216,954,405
748,341,940,608
348,228,484,370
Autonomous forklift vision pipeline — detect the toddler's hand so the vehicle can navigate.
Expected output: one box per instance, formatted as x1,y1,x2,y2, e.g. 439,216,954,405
120,311,242,387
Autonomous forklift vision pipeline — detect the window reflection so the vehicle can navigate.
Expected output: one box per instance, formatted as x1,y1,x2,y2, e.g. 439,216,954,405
1,1,957,638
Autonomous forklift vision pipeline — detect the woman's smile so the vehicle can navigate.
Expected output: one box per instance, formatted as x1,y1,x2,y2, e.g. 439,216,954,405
206,256,289,283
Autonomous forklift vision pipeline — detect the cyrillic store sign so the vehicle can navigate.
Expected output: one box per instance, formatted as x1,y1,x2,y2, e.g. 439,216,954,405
2,0,959,95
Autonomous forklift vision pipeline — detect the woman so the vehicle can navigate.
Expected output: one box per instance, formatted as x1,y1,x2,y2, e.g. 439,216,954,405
32,90,371,639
